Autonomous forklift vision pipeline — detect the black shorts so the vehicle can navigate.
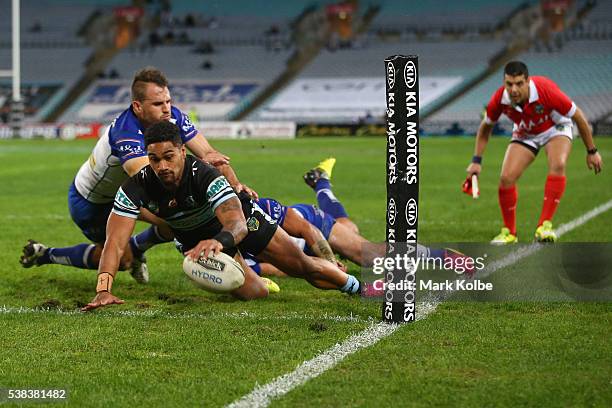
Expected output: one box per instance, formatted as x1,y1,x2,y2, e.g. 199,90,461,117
175,192,277,257
236,200,278,257
510,139,539,156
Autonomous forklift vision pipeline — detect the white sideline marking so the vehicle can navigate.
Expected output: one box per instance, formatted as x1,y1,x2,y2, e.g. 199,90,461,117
0,306,371,323
227,198,612,408
227,301,439,408
555,199,612,236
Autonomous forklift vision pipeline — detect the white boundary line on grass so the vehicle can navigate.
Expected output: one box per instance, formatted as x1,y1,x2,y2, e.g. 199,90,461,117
227,198,612,408
0,307,373,323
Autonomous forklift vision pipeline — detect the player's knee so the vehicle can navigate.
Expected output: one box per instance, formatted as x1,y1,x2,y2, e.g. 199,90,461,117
549,161,566,175
499,174,517,187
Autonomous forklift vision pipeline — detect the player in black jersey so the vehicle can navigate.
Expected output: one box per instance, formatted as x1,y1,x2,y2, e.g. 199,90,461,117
82,122,369,311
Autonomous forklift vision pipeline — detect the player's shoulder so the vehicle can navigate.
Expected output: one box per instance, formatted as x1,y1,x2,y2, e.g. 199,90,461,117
170,105,185,118
108,107,144,142
169,106,187,125
185,155,221,184
110,106,142,132
531,75,560,91
187,154,215,173
489,85,506,103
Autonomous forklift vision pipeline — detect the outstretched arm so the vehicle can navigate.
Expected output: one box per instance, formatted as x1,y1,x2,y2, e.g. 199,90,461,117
81,213,136,311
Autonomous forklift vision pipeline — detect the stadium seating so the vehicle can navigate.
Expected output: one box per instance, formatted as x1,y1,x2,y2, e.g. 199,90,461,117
0,0,108,122
60,2,303,122
428,40,612,127
0,0,101,45
251,39,506,123
370,0,527,33
299,40,505,78
108,44,291,81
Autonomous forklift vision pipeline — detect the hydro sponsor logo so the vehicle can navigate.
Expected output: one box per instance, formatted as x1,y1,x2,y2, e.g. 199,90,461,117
406,198,418,226
198,257,225,272
191,269,223,285
387,62,395,89
404,60,417,89
387,198,397,226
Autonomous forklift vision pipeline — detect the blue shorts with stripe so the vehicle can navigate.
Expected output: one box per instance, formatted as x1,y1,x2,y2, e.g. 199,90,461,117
68,181,112,244
290,204,336,240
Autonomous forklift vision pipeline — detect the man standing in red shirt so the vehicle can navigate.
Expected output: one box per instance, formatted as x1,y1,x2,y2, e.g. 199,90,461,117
466,61,603,244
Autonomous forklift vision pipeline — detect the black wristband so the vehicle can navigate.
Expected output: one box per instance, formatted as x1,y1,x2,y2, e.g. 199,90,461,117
213,231,235,250
587,147,598,155
472,155,482,164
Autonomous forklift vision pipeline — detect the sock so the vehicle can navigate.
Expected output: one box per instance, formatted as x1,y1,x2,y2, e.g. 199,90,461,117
39,244,97,269
130,226,170,257
498,185,518,236
315,179,348,219
538,174,566,226
428,248,445,260
340,274,360,294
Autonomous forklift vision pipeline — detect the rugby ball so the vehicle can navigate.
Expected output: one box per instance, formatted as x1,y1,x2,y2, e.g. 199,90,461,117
183,252,245,293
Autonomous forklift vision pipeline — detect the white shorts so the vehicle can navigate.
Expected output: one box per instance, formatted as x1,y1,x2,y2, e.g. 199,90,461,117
511,122,574,155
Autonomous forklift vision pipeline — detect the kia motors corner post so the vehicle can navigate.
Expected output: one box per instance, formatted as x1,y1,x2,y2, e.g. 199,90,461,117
384,55,419,324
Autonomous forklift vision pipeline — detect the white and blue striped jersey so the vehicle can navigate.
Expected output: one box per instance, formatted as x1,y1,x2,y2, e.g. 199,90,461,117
74,106,197,204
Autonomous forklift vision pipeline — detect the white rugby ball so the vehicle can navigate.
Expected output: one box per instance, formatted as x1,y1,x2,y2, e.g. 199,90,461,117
183,252,245,293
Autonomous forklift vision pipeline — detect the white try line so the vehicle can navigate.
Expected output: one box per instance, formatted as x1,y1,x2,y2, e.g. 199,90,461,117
0,306,372,323
227,197,612,408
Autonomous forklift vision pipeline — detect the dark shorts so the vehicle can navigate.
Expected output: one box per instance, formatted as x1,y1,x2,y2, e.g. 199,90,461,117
236,204,278,256
175,194,278,258
68,182,112,243
510,139,540,156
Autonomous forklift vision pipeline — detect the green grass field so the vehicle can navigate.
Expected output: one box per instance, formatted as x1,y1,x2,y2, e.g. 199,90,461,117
0,137,610,407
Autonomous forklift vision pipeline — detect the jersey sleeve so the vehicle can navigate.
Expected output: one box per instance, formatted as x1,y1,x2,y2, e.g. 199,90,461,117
196,162,237,211
172,107,198,143
484,87,504,124
112,178,145,219
539,77,576,117
109,129,147,165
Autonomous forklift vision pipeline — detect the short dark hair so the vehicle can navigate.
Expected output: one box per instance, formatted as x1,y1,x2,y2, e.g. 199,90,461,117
144,121,182,147
131,67,168,101
504,61,529,78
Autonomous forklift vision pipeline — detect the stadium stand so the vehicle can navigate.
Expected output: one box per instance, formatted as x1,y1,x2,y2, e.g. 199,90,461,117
368,0,530,41
60,0,312,122
4,0,610,135
0,0,98,46
250,0,517,124
0,0,121,123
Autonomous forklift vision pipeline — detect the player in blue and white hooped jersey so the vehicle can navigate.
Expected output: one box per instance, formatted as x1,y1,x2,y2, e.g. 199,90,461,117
246,159,475,279
20,67,256,284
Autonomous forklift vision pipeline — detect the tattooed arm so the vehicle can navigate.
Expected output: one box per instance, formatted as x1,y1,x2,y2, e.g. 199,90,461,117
282,208,336,264
184,196,247,260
